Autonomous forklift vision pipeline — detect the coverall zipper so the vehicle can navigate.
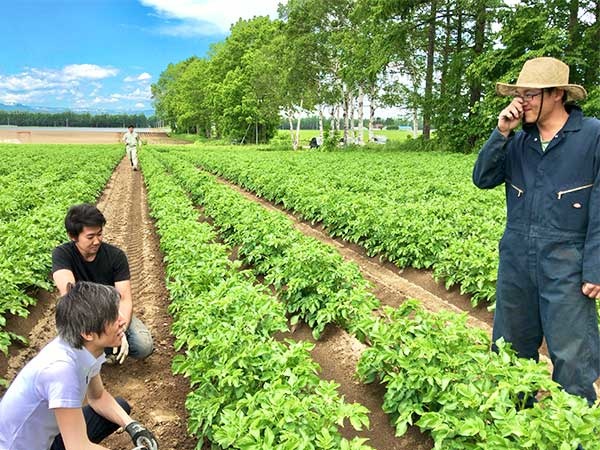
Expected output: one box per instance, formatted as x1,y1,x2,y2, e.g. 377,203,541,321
557,184,593,199
510,183,524,197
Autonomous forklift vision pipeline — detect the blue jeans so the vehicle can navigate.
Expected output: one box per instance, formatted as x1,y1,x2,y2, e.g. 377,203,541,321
51,397,130,449
106,315,153,359
493,230,600,405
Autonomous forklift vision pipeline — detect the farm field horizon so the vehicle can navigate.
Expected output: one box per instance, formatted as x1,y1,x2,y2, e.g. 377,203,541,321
2,133,600,449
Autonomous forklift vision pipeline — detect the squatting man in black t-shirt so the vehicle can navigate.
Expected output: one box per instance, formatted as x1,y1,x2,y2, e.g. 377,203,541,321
51,204,153,364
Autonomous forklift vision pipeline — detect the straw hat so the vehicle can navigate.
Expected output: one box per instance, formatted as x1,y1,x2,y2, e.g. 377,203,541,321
496,57,587,101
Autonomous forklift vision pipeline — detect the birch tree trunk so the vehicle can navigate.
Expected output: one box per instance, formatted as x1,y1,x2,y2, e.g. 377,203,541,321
412,107,419,138
357,88,364,145
334,105,340,132
368,99,375,142
342,90,349,146
330,107,334,132
318,105,324,143
294,98,304,150
293,98,303,150
288,112,295,147
349,93,355,144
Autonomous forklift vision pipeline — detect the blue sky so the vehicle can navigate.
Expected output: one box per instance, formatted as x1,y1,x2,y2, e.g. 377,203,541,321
0,0,282,113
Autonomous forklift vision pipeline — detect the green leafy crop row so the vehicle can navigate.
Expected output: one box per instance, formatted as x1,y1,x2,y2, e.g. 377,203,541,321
355,301,600,449
167,146,504,306
153,150,379,341
0,145,122,361
141,150,373,449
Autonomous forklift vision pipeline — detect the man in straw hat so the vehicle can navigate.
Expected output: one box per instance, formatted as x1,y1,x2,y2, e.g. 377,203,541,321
473,57,600,405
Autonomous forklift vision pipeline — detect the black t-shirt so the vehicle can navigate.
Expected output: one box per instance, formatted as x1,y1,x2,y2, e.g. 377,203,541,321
51,241,130,286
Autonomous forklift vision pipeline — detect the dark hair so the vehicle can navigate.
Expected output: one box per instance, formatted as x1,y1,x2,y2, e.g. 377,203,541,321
128,124,134,128
544,87,567,104
65,204,106,238
55,281,120,348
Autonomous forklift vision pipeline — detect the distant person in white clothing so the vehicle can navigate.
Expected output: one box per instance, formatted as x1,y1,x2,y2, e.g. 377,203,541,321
122,125,140,171
0,281,159,450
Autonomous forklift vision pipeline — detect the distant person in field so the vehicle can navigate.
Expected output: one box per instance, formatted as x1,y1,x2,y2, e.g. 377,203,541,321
52,203,153,364
0,281,159,450
122,124,140,171
473,57,600,405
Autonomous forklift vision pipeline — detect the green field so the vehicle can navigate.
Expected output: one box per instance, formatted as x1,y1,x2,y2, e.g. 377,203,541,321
143,144,600,449
152,143,503,305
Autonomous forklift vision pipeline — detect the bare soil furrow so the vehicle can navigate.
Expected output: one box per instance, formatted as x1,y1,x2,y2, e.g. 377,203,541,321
1,156,196,450
98,158,196,450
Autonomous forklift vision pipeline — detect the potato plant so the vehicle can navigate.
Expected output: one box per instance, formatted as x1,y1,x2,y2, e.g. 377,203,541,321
167,145,505,306
142,150,373,449
356,301,600,449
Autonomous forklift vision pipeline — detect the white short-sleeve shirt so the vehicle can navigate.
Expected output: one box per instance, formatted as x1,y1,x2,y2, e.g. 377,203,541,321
0,337,104,450
123,130,139,147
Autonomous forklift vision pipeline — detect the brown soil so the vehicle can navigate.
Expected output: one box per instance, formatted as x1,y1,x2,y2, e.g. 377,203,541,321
0,157,197,450
278,323,433,449
0,128,191,144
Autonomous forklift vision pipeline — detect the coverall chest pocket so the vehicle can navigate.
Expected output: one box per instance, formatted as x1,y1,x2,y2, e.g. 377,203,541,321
506,182,526,223
552,182,593,231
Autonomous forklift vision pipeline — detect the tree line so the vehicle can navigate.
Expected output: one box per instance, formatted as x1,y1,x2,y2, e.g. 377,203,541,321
0,110,158,128
152,0,600,152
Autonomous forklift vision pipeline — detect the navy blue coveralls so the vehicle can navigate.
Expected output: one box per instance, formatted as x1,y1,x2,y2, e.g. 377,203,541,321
473,106,600,404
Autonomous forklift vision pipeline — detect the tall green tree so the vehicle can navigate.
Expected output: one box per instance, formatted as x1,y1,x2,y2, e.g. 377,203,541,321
152,59,194,131
209,16,282,143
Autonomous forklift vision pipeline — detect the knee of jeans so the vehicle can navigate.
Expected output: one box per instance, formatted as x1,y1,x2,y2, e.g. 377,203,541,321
116,396,131,414
137,339,154,359
129,333,154,359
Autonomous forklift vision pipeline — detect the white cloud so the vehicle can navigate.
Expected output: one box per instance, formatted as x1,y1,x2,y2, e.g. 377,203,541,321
0,91,37,104
0,74,51,91
140,0,283,35
156,20,221,37
124,72,152,82
0,87,80,105
0,65,118,93
0,64,155,111
88,86,152,107
62,64,119,80
91,96,120,104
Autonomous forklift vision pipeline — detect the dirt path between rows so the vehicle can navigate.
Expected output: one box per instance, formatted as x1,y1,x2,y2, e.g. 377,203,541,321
99,159,196,450
1,158,196,450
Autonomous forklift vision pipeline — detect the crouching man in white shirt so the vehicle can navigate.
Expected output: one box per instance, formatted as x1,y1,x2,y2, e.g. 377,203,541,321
0,281,158,450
